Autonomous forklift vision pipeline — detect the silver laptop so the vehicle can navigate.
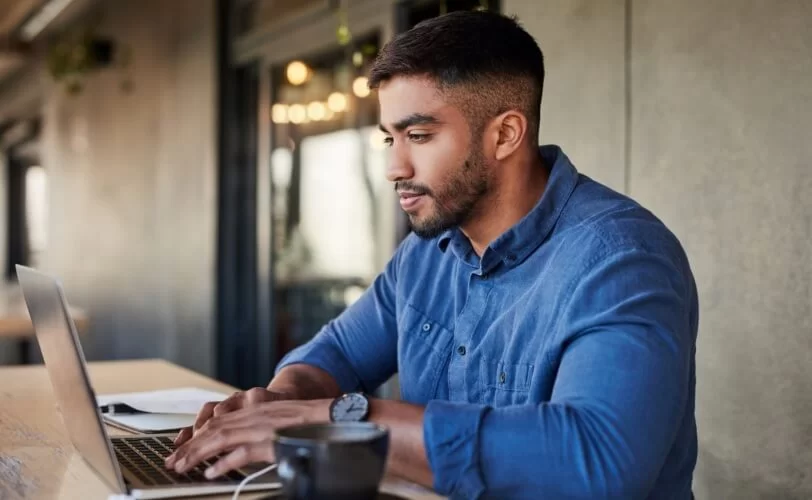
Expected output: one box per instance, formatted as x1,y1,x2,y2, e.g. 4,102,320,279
17,265,281,499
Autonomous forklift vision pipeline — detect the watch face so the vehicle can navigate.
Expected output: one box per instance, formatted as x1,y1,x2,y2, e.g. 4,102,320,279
331,393,369,422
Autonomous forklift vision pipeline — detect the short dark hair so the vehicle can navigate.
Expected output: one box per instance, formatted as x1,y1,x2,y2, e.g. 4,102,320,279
369,10,545,140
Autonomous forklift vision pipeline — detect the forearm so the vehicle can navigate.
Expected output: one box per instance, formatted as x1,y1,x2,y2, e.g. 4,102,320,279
268,364,343,400
270,371,433,487
368,399,433,489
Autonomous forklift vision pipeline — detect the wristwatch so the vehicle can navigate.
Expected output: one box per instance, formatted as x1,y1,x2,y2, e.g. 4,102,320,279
329,392,370,422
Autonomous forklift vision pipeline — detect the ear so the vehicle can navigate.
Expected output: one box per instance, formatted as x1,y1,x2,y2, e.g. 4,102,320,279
488,110,528,161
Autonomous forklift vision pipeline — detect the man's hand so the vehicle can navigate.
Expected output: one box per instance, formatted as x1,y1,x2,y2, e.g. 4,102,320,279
173,388,293,447
164,399,331,478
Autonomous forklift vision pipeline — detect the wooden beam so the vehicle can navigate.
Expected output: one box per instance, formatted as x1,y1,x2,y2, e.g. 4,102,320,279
0,0,42,35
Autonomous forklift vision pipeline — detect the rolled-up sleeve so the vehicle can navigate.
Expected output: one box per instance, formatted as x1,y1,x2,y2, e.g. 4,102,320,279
422,246,697,499
274,239,408,394
423,400,490,498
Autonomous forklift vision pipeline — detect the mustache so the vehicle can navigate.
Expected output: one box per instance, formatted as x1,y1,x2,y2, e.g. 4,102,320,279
394,181,433,197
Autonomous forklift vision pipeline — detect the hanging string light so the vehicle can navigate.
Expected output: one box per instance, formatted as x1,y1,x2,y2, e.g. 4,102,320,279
336,0,352,46
472,0,489,11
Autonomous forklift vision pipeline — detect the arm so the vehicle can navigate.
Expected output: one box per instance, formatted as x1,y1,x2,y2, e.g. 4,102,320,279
268,367,434,487
271,237,409,395
175,239,407,447
267,364,342,400
367,398,432,488
265,240,433,484
422,247,697,499
167,241,415,473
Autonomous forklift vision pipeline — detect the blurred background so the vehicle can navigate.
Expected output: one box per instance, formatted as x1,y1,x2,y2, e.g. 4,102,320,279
0,0,809,498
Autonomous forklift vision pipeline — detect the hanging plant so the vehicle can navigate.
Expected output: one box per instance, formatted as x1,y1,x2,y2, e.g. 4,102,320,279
46,27,125,95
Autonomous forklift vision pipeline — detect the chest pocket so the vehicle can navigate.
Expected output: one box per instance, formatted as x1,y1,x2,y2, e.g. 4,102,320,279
397,303,454,404
479,357,535,407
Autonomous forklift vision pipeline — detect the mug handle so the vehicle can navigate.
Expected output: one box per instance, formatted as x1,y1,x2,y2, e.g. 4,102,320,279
280,448,313,499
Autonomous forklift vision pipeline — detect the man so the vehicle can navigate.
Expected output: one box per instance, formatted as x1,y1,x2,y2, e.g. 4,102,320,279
166,10,698,499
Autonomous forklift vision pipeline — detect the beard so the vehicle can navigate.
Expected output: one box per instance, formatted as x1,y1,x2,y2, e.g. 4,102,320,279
397,147,491,240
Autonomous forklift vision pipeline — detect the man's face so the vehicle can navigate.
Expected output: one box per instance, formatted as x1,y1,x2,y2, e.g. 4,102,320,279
377,76,491,239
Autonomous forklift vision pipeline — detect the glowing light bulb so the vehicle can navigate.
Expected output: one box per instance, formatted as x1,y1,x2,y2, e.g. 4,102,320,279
286,61,310,85
327,92,348,112
288,104,307,124
272,103,289,124
307,101,326,121
352,76,370,98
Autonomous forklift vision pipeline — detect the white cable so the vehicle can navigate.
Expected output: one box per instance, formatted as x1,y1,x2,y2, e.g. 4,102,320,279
232,463,278,500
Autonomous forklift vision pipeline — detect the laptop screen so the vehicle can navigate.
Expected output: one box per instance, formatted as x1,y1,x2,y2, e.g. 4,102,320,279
16,266,124,493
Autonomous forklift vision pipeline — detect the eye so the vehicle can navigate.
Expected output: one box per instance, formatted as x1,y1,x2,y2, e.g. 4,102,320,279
408,133,432,144
383,136,393,147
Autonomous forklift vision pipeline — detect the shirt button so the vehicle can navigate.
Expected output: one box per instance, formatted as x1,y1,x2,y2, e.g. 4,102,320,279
457,345,467,356
422,322,431,332
499,372,507,384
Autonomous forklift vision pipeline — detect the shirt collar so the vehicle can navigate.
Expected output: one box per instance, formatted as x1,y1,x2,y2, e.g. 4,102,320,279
437,145,579,272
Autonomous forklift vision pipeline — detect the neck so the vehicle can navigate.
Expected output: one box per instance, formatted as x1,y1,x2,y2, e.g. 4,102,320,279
461,147,549,257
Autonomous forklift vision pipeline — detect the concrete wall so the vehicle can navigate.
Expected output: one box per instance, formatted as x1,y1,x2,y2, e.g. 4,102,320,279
505,0,626,192
39,0,218,375
631,1,812,497
505,0,812,498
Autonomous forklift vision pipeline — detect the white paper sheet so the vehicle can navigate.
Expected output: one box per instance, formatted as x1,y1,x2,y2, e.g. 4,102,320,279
103,413,197,433
96,387,229,415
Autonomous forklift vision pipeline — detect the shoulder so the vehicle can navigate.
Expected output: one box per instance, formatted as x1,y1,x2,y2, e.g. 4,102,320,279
555,174,692,273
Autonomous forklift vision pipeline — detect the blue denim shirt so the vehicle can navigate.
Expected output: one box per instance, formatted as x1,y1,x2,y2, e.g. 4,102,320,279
277,145,698,499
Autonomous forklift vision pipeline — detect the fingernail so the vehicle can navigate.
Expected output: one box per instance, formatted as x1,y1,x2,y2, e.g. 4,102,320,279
165,456,174,466
175,459,186,470
204,467,216,479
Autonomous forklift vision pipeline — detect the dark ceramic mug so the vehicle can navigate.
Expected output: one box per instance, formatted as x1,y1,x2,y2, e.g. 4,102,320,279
273,422,390,500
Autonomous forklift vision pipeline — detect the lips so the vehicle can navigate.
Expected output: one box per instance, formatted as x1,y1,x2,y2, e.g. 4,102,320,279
398,191,425,211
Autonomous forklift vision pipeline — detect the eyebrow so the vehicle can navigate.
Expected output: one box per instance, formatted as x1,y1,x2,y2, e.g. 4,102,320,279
379,113,441,134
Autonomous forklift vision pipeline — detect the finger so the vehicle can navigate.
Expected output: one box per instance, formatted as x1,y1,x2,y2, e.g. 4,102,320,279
244,387,271,404
165,428,193,466
192,401,220,432
173,402,309,472
174,427,192,446
204,441,275,480
194,393,243,432
173,420,272,473
212,393,244,418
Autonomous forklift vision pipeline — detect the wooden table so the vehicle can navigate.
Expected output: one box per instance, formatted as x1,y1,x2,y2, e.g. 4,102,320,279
0,359,443,499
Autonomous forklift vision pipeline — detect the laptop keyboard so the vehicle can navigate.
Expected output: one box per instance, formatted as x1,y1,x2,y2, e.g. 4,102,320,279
112,436,247,486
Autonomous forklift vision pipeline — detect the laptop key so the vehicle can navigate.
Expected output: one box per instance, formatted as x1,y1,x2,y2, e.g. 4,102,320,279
115,436,249,485
184,469,209,482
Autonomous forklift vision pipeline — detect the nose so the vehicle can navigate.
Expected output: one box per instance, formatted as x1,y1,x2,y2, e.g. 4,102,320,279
385,144,414,183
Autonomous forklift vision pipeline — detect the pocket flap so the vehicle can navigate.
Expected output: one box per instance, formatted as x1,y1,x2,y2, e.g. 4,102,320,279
481,358,534,392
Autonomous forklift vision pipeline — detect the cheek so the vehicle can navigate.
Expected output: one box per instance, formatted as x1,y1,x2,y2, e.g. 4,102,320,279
411,134,469,187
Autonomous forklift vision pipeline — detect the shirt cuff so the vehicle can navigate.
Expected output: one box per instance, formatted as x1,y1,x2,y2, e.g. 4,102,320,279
423,400,490,498
275,338,361,394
